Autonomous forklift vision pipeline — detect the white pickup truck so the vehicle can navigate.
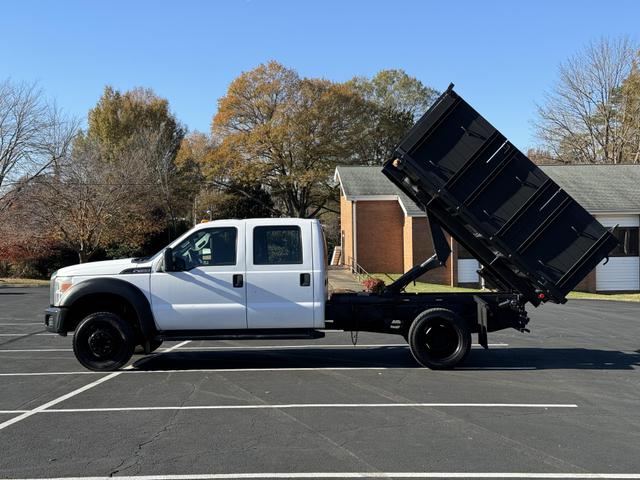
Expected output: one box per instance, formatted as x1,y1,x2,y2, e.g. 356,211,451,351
45,87,614,372
46,218,330,370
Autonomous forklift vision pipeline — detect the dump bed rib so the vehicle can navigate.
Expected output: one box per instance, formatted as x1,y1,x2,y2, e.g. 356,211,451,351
382,85,618,306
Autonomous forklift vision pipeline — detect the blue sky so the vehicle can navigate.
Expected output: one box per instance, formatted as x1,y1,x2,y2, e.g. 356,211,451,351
1,0,638,150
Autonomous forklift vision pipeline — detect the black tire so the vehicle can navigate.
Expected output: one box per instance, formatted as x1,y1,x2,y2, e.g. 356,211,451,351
408,308,471,369
73,311,135,371
134,339,163,355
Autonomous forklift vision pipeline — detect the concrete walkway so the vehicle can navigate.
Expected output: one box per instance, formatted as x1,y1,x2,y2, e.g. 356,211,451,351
328,267,362,293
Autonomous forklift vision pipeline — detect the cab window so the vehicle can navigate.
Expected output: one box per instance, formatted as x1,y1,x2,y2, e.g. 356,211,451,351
253,226,302,265
173,227,237,270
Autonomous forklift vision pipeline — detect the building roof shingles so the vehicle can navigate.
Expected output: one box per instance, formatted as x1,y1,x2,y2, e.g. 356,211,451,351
335,165,640,216
335,166,426,216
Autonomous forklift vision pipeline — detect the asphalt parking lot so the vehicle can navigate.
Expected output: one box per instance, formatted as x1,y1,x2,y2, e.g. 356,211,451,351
0,287,639,479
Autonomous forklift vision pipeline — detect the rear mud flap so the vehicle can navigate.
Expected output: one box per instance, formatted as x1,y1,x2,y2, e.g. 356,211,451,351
474,295,489,349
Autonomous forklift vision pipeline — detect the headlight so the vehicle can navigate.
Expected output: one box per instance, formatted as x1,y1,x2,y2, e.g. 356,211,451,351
52,276,73,305
49,271,57,305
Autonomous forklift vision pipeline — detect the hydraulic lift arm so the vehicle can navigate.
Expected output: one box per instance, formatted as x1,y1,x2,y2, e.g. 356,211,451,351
384,214,451,294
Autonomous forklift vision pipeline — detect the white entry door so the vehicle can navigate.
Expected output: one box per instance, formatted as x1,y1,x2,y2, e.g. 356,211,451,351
150,223,247,330
245,220,315,329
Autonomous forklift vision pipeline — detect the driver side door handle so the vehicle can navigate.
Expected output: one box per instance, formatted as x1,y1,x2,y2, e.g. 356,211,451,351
233,274,243,288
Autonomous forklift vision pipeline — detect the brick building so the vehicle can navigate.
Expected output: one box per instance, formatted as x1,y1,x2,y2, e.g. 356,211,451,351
335,165,640,292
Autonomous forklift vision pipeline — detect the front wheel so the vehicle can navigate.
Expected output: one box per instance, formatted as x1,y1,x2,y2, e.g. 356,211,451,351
408,308,471,369
73,312,135,371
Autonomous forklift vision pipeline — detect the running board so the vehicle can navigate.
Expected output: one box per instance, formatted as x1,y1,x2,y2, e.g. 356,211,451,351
158,328,326,342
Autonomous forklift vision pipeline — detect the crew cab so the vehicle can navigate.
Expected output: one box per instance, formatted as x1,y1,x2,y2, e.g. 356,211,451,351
46,218,328,371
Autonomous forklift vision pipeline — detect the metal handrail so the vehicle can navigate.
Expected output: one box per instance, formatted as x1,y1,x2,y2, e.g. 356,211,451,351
345,257,396,284
345,256,372,282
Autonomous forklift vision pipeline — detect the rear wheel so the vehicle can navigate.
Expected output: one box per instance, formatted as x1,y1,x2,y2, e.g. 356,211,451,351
73,312,135,371
408,308,471,369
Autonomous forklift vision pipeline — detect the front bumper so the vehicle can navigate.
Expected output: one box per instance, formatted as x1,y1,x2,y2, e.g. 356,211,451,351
44,306,69,336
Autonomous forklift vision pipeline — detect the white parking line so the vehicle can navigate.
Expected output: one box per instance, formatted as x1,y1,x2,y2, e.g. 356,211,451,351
1,367,391,376
0,348,72,352
0,317,42,320
0,343,508,353
180,343,509,350
0,371,100,376
0,402,578,415
0,365,544,377
0,322,43,325
0,371,122,431
180,343,405,349
0,340,190,432
0,333,56,336
458,367,536,370
6,474,640,479
8,473,639,479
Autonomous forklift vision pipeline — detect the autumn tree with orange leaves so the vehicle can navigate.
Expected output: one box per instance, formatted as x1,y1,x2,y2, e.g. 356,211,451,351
207,62,368,217
205,62,437,218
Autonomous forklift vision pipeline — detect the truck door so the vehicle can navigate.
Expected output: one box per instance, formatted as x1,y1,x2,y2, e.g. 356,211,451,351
246,220,315,329
150,223,247,330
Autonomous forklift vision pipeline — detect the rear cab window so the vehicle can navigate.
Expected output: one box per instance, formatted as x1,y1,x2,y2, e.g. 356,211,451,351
253,226,303,265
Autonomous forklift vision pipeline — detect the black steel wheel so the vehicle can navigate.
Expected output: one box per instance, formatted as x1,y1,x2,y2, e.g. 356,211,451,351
135,339,163,354
73,311,135,371
408,308,471,369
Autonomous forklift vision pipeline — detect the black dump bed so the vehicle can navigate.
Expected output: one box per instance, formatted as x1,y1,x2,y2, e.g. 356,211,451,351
382,85,618,306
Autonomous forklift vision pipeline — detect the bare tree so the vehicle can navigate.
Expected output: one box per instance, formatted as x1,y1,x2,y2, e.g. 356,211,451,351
618,54,640,163
24,138,159,263
133,124,187,236
0,79,79,214
535,37,638,164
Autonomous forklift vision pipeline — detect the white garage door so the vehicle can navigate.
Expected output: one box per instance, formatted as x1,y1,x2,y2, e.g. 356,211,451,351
596,215,640,291
458,259,479,283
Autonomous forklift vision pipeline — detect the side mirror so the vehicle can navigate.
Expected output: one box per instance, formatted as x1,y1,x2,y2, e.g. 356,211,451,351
163,247,174,272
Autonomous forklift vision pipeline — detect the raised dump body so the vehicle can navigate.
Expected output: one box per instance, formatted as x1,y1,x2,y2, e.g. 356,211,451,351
382,85,618,306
